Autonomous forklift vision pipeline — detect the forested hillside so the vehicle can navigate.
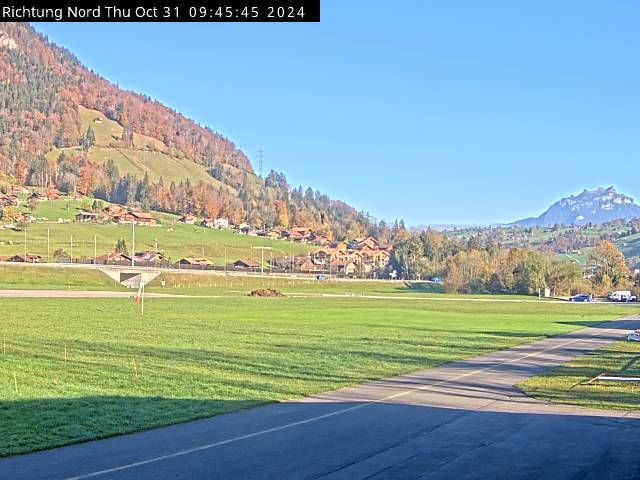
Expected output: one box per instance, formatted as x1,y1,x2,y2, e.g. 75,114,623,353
0,23,388,240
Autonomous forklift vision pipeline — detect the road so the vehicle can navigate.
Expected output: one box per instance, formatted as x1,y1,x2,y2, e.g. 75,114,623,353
0,289,199,298
1,318,639,480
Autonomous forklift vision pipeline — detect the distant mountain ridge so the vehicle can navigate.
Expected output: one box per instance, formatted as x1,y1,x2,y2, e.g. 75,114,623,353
513,187,640,227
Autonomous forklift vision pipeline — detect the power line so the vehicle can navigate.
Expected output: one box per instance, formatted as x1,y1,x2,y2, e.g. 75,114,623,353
257,149,264,178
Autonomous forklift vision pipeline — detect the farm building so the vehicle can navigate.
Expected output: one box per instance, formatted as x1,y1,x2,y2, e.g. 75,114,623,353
177,257,213,266
8,254,42,263
178,214,197,224
112,210,159,226
74,211,100,223
232,259,261,269
95,252,131,264
133,251,165,263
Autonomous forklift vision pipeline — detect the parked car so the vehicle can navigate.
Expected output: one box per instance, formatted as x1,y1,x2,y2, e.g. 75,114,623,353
569,294,592,302
627,330,640,342
607,291,637,302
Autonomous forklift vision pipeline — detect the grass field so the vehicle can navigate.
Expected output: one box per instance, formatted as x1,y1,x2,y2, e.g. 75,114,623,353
519,339,640,410
0,217,313,264
0,295,631,456
45,106,229,189
0,265,123,291
0,264,559,300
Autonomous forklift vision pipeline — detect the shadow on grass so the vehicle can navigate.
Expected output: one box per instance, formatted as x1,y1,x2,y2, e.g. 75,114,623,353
2,397,640,480
557,318,640,329
0,396,265,458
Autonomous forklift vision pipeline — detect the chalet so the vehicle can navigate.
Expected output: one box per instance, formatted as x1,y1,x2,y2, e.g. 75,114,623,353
330,260,358,275
11,185,29,195
179,214,197,225
204,217,230,229
214,218,229,229
45,189,60,200
288,227,313,243
238,222,253,234
113,210,159,226
232,259,261,269
177,257,213,266
96,252,131,264
349,250,366,264
311,234,330,246
299,258,320,272
351,237,378,250
311,247,349,265
13,212,34,224
332,241,348,251
362,249,390,268
74,211,100,223
104,204,127,217
0,194,18,207
133,251,164,263
9,254,42,263
29,191,47,202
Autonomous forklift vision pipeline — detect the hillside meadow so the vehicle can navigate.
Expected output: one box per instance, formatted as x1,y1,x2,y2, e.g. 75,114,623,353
0,199,313,264
0,295,632,456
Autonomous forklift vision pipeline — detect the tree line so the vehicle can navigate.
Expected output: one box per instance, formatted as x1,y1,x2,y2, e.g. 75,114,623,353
388,229,635,296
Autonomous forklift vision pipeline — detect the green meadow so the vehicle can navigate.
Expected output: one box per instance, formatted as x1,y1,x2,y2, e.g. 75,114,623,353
519,339,640,411
0,202,312,264
0,295,631,456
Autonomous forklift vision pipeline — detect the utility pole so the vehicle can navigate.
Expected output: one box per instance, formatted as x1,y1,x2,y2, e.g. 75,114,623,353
94,235,97,264
70,235,73,263
258,149,264,178
224,247,227,274
23,228,26,259
252,246,272,276
47,229,50,263
131,222,135,267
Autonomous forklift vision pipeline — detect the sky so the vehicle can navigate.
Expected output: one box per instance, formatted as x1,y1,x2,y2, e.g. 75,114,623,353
35,1,640,226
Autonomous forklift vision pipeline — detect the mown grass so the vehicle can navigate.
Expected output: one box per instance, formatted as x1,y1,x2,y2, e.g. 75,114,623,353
0,296,631,456
0,264,556,300
519,339,640,410
0,265,123,290
0,220,313,264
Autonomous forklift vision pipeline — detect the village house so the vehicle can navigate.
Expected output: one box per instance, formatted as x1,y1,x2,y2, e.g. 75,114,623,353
8,254,42,263
133,251,165,263
232,258,261,269
330,260,358,275
11,185,29,195
311,247,350,266
104,204,127,217
112,210,159,226
95,252,131,264
287,227,313,243
74,211,100,223
177,257,213,267
0,194,18,207
214,218,229,229
362,249,390,269
178,213,197,225
202,217,230,229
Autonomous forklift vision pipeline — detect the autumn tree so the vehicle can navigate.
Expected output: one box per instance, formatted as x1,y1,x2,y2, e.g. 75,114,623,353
588,240,629,287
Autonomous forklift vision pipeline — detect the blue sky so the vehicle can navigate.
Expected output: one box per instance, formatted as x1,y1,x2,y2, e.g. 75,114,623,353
36,1,640,226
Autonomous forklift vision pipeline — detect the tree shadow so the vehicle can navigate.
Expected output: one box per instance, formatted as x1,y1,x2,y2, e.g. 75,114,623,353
0,396,264,458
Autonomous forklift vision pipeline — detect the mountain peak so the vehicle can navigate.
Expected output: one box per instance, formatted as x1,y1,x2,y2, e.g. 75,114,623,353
513,187,640,227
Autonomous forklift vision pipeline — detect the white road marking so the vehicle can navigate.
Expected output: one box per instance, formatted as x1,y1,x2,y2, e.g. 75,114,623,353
62,325,624,480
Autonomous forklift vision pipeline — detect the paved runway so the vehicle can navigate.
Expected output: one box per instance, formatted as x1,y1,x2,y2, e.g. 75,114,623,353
2,318,640,480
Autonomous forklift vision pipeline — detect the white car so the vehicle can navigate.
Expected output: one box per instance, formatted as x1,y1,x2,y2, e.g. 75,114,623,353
627,330,640,342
